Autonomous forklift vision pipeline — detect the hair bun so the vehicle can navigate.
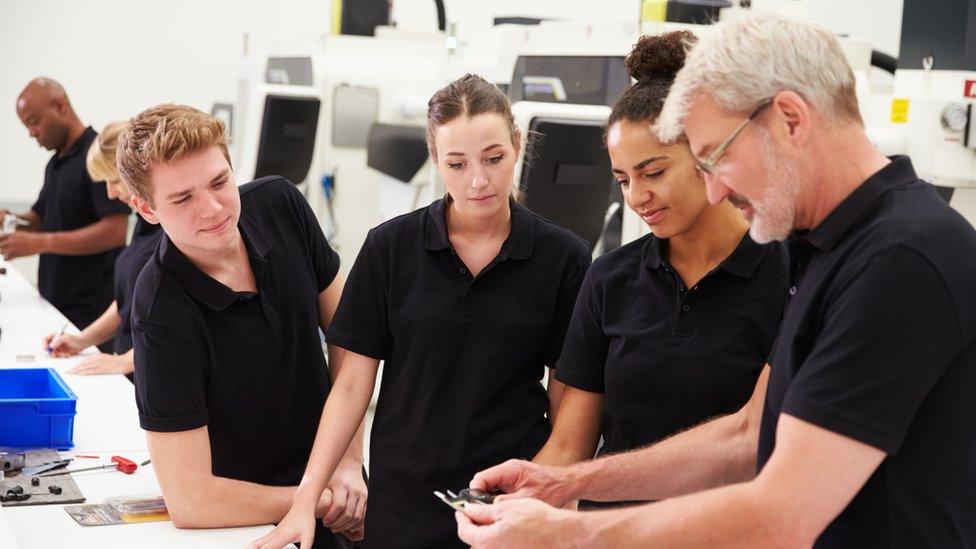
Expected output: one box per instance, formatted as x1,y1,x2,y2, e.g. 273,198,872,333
625,30,697,84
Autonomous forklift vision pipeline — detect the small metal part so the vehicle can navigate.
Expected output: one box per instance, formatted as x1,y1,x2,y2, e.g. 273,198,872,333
8,486,24,495
30,477,39,487
434,488,499,510
0,450,26,473
48,485,62,495
22,459,72,476
458,488,496,504
434,491,466,511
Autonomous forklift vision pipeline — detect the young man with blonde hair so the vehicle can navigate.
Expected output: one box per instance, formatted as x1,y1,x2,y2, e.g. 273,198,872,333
119,104,366,547
458,12,976,548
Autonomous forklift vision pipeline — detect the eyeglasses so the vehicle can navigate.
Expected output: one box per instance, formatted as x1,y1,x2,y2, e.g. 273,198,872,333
695,97,774,176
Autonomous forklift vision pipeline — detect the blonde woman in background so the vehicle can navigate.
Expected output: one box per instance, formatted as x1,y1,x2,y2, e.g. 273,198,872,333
43,121,163,377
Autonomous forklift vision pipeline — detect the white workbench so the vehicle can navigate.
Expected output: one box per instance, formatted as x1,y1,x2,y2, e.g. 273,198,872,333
0,266,275,547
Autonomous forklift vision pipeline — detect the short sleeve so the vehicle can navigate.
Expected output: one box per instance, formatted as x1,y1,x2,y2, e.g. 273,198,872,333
132,320,210,432
553,262,608,393
325,230,390,359
540,240,591,368
781,246,964,454
287,182,339,291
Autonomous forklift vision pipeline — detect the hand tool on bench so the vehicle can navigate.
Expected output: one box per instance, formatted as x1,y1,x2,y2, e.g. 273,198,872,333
38,456,138,477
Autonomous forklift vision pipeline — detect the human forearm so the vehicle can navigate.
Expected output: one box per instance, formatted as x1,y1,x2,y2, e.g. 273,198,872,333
293,354,376,508
41,214,127,255
571,410,757,503
569,367,771,503
585,413,886,547
534,437,595,467
77,301,120,347
169,476,298,528
535,385,601,467
327,344,364,466
547,373,566,421
582,480,800,548
340,419,365,465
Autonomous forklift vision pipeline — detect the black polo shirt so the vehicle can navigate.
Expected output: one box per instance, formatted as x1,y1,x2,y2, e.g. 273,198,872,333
131,177,339,487
31,126,130,329
556,232,787,455
326,198,590,548
759,157,976,547
113,216,161,354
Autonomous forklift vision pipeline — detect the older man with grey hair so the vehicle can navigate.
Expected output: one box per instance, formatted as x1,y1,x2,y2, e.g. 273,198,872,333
456,11,976,548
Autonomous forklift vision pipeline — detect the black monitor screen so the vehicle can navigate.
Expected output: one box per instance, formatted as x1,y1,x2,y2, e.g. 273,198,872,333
519,117,614,250
254,95,321,184
509,56,629,106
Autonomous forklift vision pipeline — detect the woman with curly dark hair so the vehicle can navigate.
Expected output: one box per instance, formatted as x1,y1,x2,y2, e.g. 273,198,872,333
531,31,789,508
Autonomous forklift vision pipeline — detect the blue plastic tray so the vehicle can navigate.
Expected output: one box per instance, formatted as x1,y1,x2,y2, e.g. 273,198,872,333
0,368,77,450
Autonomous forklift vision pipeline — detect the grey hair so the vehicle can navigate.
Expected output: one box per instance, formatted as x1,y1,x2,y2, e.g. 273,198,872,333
654,11,861,142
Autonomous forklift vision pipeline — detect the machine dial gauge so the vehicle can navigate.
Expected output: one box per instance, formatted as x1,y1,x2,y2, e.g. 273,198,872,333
942,103,969,132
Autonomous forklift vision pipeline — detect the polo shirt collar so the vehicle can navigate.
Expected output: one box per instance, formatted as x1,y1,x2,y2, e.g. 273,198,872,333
239,210,273,260
424,198,535,260
718,233,767,278
803,156,917,252
158,212,273,311
643,235,667,270
54,126,96,165
643,232,766,279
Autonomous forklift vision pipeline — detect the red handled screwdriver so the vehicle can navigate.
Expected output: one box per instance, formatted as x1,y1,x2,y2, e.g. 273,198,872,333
38,456,138,477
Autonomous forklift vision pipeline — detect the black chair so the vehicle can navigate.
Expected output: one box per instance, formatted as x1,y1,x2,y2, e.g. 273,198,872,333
519,117,616,251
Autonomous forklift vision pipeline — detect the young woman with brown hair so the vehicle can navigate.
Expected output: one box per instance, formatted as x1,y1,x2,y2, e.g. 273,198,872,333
252,74,591,548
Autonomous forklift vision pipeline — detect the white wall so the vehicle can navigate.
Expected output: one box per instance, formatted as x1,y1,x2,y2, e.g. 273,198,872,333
397,0,905,57
806,0,904,57
394,0,641,35
0,0,332,205
2,0,906,207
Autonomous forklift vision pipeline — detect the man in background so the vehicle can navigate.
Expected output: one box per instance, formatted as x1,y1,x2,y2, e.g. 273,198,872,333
2,78,129,343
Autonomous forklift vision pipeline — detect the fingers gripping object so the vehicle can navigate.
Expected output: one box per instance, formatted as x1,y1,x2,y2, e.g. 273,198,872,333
433,488,497,511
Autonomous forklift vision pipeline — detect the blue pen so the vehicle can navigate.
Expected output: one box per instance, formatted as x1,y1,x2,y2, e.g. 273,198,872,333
47,323,68,353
